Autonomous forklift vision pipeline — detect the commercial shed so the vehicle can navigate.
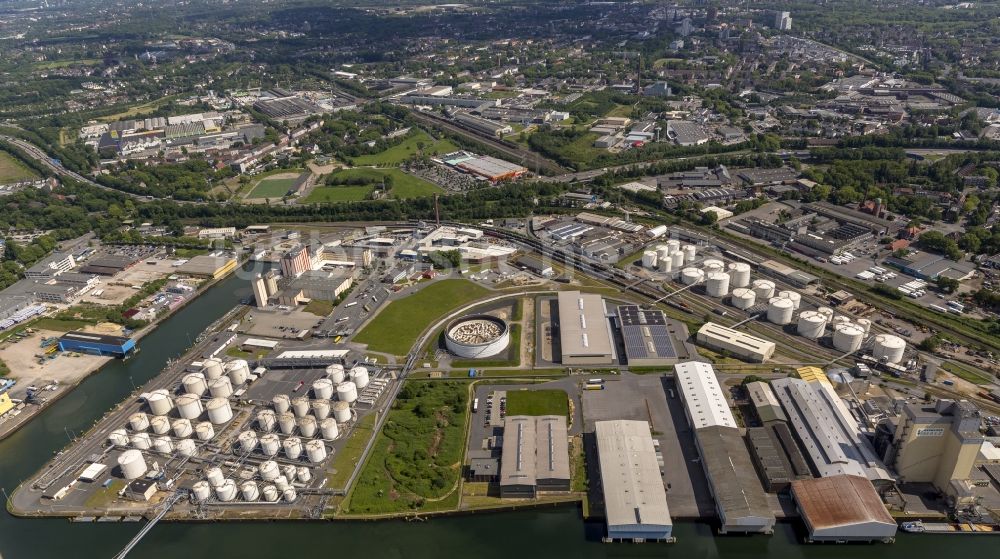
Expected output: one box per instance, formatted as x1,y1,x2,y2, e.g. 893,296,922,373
556,291,615,365
791,474,896,543
58,331,136,358
696,322,775,363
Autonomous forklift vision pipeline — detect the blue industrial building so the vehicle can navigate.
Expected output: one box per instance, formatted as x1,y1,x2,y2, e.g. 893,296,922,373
58,331,136,358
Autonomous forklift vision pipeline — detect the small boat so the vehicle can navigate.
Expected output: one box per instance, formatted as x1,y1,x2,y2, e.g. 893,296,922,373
901,521,926,533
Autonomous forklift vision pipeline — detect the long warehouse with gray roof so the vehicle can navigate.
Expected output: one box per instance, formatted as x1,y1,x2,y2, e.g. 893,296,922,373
499,415,570,498
556,291,615,365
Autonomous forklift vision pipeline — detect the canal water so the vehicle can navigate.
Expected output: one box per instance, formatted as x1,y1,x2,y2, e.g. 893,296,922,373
0,266,993,558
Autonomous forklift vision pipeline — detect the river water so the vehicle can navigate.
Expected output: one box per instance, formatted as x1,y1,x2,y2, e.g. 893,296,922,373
0,267,993,558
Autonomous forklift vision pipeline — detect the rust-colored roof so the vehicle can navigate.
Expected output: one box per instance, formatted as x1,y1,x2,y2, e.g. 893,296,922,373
791,474,894,529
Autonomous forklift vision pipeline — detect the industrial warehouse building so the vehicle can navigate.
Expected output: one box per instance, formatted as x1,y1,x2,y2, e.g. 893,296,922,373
747,424,813,492
556,291,615,365
745,381,787,424
615,305,678,367
277,269,354,306
674,361,775,533
499,415,570,498
177,253,238,279
696,322,775,363
58,331,136,358
791,474,896,543
594,420,673,542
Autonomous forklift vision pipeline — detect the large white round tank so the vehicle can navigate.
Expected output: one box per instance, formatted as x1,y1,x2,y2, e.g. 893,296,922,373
175,393,203,420
752,279,776,300
337,382,358,404
272,394,291,414
202,358,224,380
129,412,150,432
831,315,851,329
130,432,152,450
282,487,297,502
312,378,334,400
856,318,872,335
641,250,658,269
206,398,233,425
657,257,673,273
817,307,835,323
108,429,130,448
797,311,827,340
682,244,697,264
283,437,303,460
240,481,259,502
153,436,174,454
312,400,331,421
195,421,214,441
306,440,327,463
191,480,212,502
326,364,346,384
297,416,318,438
261,484,279,503
702,259,725,275
259,460,280,481
278,412,296,435
332,401,352,423
215,479,238,502
777,290,801,310
176,439,197,457
350,367,370,389
667,239,681,254
728,262,752,288
320,418,339,440
730,288,756,310
656,244,670,263
292,397,310,418
834,324,866,353
767,297,795,325
256,409,277,432
259,433,281,457
209,376,233,399
274,475,290,492
150,415,171,435
182,373,208,396
873,334,906,364
238,430,258,453
172,418,193,438
146,390,173,416
296,467,312,483
670,251,684,268
282,465,298,483
118,449,147,480
680,267,704,285
206,466,225,488
705,272,730,297
225,360,250,386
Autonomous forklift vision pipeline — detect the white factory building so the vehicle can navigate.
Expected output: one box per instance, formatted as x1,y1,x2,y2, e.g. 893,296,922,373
556,291,615,365
696,322,775,362
595,420,673,542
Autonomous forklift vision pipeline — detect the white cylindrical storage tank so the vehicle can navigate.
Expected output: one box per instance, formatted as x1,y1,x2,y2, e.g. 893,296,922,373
176,439,197,458
730,288,756,310
261,484,279,503
297,416,317,438
130,432,152,450
728,262,752,288
209,376,233,399
657,257,673,273
656,244,670,262
680,267,704,285
282,487,297,503
175,393,203,420
259,433,281,457
241,481,259,502
296,467,312,483
215,479,237,502
767,297,795,325
129,412,150,432
705,272,730,298
147,390,173,416
332,401,352,423
682,244,697,264
195,421,214,441
256,409,277,432
312,378,335,400
206,467,225,488
283,437,303,460
832,315,851,329
238,430,258,453
306,440,327,463
203,358,224,380
856,318,872,335
225,360,250,386
336,382,358,404
667,239,681,254
172,418,193,439
797,311,827,340
278,412,296,435
108,429,130,448
206,398,233,425
777,290,801,310
182,373,208,396
320,418,339,440
259,460,280,482
282,465,298,483
833,324,866,353
150,415,171,435
873,334,906,364
272,394,291,414
326,363,346,384
669,251,684,268
274,475,290,492
153,436,174,455
752,279,775,300
817,306,835,323
292,397,310,418
118,449,147,480
312,400,331,421
191,480,212,502
641,250,658,269
350,367,370,390
702,258,724,275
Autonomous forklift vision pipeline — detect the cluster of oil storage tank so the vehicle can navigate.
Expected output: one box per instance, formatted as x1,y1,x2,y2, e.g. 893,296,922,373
641,240,697,274
190,460,314,504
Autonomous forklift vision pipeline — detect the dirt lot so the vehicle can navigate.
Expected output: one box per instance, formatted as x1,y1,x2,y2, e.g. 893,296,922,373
0,330,110,398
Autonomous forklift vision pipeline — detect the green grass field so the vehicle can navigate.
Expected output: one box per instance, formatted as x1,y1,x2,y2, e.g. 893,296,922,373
0,151,39,185
303,299,335,317
305,167,442,204
504,389,569,417
350,130,459,166
326,413,377,491
940,361,993,385
249,177,298,198
302,185,373,203
354,279,489,356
